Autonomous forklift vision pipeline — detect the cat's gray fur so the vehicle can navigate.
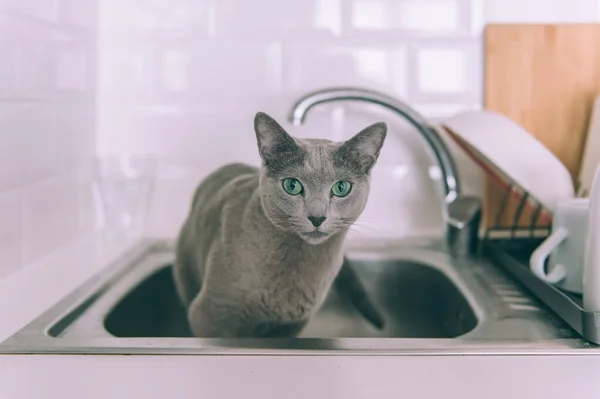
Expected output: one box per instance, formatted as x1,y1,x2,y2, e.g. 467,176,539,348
173,112,387,337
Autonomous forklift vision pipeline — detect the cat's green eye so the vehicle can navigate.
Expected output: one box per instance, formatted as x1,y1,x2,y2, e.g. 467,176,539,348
331,180,352,197
282,178,303,195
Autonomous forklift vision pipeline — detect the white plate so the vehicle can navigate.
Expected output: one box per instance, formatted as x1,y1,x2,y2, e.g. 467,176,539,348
440,110,574,216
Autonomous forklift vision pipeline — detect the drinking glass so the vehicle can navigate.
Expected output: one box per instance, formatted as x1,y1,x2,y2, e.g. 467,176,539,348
93,154,157,239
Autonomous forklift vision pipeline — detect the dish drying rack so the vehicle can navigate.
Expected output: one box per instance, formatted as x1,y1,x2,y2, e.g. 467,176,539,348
481,183,600,345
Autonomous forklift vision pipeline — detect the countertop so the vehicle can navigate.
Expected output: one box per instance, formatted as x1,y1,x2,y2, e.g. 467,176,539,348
1,235,600,399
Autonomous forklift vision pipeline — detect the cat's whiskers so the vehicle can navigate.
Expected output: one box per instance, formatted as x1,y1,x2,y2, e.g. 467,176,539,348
331,224,368,237
343,228,370,241
339,217,384,231
332,219,380,237
350,224,378,233
350,222,380,232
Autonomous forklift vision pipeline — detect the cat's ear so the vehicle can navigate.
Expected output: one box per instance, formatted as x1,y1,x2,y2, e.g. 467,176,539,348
254,112,299,164
338,122,387,173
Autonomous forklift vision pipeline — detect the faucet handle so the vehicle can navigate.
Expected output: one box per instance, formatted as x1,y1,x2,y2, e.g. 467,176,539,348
446,195,482,256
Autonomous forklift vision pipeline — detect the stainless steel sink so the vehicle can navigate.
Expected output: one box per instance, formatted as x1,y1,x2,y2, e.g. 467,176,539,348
0,239,593,355
104,259,477,339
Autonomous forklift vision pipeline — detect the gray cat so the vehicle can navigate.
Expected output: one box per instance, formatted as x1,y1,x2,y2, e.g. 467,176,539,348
173,112,387,338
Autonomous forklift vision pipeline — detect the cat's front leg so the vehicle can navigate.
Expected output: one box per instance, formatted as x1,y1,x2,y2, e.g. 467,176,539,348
187,293,250,338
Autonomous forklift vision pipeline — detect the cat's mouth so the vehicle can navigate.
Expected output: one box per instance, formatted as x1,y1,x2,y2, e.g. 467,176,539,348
300,231,329,240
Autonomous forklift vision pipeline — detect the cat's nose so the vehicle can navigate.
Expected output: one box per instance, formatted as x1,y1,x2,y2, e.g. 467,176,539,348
308,216,326,228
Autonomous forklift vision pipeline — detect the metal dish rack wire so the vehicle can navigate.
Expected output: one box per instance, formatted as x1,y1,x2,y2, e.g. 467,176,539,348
483,182,552,241
481,181,600,345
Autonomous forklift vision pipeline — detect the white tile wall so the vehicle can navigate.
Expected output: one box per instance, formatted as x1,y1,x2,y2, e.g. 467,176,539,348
22,175,83,265
214,0,342,37
484,0,600,24
282,41,406,98
96,0,485,240
411,38,481,103
0,190,22,278
0,3,97,280
349,0,471,35
96,0,600,241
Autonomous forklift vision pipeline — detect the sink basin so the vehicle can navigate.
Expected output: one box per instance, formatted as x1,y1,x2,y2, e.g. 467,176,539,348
105,261,477,339
0,239,587,355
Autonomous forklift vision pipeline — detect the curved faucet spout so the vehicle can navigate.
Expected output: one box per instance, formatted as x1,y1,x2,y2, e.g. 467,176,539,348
288,87,460,203
288,87,481,255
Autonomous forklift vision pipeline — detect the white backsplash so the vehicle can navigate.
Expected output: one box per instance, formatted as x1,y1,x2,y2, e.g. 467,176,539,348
0,1,97,280
1,0,600,280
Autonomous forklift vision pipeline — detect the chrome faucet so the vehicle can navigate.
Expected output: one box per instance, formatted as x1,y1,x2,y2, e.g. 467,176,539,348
288,87,481,255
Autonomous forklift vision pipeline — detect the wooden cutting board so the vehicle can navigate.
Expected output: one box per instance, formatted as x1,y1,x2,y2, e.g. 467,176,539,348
483,23,600,228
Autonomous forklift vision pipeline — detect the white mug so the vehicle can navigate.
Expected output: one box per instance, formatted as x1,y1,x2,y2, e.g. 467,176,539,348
530,198,589,294
584,165,600,311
